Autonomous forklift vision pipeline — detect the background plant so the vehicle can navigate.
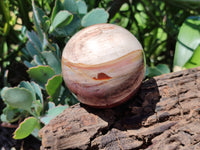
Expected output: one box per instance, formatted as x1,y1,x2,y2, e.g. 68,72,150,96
1,0,109,140
0,0,200,143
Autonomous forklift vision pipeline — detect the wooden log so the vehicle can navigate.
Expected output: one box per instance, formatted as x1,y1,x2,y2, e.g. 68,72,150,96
39,67,200,150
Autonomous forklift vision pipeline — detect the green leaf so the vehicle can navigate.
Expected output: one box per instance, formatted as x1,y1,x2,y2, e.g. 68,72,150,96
81,8,109,27
32,100,43,116
40,105,68,125
43,15,50,32
48,102,56,109
53,15,81,37
63,0,78,13
13,117,39,139
26,41,40,58
1,87,34,110
1,106,21,123
43,33,56,51
45,75,62,102
65,94,79,106
1,114,8,122
33,55,44,65
41,51,61,74
31,3,51,50
53,43,61,58
27,31,43,52
19,81,36,101
184,45,200,69
51,0,64,22
147,64,170,78
134,4,147,29
173,16,200,68
24,60,35,68
32,0,44,41
50,10,73,33
76,0,87,15
21,47,31,60
27,65,55,86
31,82,43,104
31,128,40,139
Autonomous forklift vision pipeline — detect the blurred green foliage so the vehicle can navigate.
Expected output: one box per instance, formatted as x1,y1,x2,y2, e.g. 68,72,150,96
1,0,200,140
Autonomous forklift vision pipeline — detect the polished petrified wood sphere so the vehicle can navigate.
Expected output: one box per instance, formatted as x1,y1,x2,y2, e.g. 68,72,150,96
62,23,145,108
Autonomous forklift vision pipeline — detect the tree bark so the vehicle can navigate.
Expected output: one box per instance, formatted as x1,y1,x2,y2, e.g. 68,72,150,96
39,67,200,150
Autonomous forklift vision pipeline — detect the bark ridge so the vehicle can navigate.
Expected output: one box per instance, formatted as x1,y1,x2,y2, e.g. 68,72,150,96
39,67,200,150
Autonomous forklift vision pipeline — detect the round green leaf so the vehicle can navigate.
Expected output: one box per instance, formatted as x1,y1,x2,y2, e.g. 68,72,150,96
50,10,73,33
45,75,62,102
27,65,55,85
81,8,109,27
13,117,39,139
1,87,34,110
76,0,87,14
63,0,77,13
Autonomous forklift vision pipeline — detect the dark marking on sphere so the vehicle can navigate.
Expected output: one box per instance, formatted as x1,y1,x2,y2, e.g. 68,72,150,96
93,73,112,80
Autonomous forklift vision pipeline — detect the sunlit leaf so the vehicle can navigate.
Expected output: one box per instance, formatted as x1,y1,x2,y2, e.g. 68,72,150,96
45,75,62,102
13,117,39,139
173,16,200,68
27,65,55,86
184,45,200,69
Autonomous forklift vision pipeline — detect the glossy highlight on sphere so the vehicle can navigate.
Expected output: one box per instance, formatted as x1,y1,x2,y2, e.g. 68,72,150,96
62,23,145,108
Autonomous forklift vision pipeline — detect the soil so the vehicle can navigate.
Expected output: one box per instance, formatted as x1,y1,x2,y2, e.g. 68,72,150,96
0,125,41,150
0,98,41,150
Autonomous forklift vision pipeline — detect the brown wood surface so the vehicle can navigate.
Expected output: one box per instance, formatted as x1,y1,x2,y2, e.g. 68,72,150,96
39,67,200,150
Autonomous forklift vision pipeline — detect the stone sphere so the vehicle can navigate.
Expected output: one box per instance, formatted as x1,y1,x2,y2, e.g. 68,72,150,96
62,23,145,108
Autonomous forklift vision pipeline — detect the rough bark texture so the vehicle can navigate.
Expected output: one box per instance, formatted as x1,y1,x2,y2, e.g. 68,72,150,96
39,67,200,150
